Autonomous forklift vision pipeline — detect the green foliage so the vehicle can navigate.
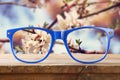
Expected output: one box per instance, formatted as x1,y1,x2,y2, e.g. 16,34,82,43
86,3,90,7
110,19,120,30
71,24,77,28
76,39,82,46
15,46,23,53
63,0,73,3
115,19,120,29
43,22,49,28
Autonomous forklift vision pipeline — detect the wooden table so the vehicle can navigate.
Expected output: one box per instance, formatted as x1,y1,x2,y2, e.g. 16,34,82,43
0,54,120,80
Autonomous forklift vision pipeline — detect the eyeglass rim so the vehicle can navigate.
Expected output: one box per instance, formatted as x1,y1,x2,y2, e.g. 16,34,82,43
63,26,114,64
7,26,114,64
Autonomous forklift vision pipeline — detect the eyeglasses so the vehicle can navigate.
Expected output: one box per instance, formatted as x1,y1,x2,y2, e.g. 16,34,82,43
7,26,114,64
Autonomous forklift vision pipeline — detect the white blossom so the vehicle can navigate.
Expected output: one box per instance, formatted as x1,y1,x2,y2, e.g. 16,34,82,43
57,10,81,30
57,7,91,30
21,30,51,54
68,37,79,49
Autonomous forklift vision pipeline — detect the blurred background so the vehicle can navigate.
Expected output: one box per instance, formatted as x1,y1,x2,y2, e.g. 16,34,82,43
0,0,120,54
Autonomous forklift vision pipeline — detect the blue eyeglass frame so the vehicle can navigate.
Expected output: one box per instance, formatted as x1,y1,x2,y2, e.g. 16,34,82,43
7,26,114,64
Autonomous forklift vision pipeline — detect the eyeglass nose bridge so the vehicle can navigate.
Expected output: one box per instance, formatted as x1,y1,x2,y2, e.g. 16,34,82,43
54,31,64,40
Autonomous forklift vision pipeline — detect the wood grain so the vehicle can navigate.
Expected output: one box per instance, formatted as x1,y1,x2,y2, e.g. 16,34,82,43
0,54,120,80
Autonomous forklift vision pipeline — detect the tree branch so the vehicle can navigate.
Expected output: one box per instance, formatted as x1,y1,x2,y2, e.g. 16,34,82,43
47,2,120,29
47,19,57,29
0,2,37,8
0,39,9,43
79,0,88,18
79,2,120,19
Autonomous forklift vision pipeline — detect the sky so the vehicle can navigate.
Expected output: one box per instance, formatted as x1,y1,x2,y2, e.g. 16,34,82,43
0,2,52,39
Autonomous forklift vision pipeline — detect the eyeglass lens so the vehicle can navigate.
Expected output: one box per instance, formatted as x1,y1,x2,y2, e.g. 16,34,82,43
67,28,107,62
12,29,52,62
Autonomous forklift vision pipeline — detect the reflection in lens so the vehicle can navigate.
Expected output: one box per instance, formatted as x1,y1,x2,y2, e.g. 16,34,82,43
12,29,52,62
67,28,108,62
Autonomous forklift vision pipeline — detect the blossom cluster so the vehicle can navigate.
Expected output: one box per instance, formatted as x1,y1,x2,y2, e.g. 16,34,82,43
20,29,51,54
57,0,92,30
